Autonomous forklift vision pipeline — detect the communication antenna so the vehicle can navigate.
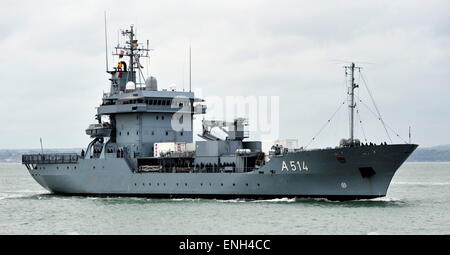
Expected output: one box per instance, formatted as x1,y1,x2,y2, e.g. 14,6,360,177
146,39,150,77
40,138,44,154
104,11,109,72
409,126,412,144
189,45,192,92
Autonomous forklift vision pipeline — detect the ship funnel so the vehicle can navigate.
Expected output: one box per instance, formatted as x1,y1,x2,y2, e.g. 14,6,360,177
145,76,158,91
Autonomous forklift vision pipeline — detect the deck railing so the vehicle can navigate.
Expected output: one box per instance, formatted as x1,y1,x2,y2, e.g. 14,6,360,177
22,153,79,164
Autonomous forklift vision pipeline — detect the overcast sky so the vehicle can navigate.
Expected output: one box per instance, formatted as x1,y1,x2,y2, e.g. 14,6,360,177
0,0,449,149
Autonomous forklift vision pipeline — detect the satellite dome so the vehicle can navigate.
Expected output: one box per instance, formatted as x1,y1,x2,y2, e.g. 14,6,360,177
169,83,177,91
125,81,136,91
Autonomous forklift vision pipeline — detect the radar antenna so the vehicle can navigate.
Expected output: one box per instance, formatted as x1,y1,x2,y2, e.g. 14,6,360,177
112,25,152,83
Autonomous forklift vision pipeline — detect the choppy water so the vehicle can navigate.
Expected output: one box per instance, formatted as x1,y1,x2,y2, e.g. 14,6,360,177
1,162,449,234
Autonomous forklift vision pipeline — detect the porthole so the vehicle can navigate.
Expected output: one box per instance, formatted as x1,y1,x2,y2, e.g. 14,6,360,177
157,183,159,186
119,132,121,136
245,183,248,186
257,183,260,187
185,183,187,186
56,167,59,170
166,131,168,136
163,183,166,186
93,166,96,169
233,183,235,186
200,183,203,186
142,183,145,186
176,183,179,186
134,183,137,186
162,116,165,120
209,183,212,186
156,116,159,120
221,183,223,186
67,166,69,170
181,132,183,136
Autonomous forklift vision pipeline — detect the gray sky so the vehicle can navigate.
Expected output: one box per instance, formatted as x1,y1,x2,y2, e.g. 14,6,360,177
1,0,449,149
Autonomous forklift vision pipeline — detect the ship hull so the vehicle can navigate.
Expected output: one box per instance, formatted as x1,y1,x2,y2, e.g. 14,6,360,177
26,144,417,200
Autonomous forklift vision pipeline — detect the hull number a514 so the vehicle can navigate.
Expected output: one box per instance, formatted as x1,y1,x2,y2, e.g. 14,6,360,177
281,161,309,171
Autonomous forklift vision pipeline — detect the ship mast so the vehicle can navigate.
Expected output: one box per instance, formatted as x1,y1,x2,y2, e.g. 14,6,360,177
344,63,361,144
112,25,151,83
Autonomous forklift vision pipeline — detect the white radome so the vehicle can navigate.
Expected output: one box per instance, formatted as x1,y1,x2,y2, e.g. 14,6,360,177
125,81,136,90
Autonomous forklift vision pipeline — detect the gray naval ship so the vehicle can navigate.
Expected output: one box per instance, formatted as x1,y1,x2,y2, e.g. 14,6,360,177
22,25,417,200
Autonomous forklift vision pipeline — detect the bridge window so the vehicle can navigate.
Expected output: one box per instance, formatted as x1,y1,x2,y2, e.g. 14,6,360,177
162,116,165,120
180,132,183,136
166,131,168,136
156,116,159,120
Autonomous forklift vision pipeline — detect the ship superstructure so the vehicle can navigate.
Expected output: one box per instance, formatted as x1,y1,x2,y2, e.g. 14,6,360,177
22,25,417,200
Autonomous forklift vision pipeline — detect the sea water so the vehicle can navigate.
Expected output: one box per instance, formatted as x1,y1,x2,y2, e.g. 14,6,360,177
0,162,449,234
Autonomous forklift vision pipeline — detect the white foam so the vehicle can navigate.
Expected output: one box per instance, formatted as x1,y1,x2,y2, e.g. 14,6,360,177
0,192,34,200
253,197,297,203
357,197,400,202
170,198,201,202
215,199,247,203
393,181,450,186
